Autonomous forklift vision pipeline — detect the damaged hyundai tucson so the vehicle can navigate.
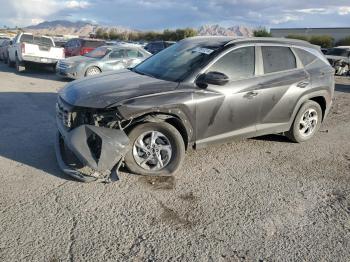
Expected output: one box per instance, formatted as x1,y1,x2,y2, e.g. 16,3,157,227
55,36,334,182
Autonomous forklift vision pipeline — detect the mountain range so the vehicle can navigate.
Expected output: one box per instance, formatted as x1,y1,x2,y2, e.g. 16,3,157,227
24,20,253,37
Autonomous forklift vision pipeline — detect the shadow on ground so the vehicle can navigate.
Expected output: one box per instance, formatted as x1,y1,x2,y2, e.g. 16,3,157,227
0,92,73,181
335,83,350,94
0,62,71,82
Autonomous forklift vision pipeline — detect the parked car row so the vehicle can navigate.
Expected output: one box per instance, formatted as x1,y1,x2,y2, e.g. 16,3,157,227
325,46,350,76
0,32,174,76
56,45,151,79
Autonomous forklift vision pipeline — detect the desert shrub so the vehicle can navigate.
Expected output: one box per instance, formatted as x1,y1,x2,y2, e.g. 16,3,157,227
309,35,334,48
253,28,272,37
336,36,350,46
286,34,309,41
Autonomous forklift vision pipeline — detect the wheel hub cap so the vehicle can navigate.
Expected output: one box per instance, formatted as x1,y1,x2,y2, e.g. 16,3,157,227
298,109,318,137
132,131,172,171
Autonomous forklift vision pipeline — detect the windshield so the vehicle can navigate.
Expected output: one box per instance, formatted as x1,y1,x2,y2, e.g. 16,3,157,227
327,48,350,57
19,34,54,46
134,40,223,82
84,46,110,58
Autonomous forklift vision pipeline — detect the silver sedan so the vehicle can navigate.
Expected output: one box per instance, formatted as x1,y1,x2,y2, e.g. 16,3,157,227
56,45,151,79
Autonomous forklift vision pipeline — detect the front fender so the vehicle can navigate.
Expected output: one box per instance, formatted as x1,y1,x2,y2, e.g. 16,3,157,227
116,91,196,142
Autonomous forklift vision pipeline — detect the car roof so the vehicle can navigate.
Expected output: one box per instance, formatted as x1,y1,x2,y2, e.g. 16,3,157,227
182,36,318,50
101,45,142,50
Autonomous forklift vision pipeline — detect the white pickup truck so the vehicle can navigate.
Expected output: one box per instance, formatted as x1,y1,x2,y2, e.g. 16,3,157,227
7,32,65,72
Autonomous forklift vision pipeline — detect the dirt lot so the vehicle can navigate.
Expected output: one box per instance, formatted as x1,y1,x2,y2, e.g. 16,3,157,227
0,63,349,261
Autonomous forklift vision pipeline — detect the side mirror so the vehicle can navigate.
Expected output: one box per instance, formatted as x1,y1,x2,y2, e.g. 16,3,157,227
196,71,229,88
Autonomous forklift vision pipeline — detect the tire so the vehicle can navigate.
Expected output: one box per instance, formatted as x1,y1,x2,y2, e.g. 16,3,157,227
85,66,101,77
15,56,25,72
124,122,185,176
287,100,322,143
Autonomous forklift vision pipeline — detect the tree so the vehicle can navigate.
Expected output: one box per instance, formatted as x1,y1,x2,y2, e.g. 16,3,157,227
253,28,272,37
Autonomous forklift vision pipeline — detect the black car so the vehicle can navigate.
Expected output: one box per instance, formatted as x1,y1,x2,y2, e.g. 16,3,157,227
144,41,175,54
55,37,334,182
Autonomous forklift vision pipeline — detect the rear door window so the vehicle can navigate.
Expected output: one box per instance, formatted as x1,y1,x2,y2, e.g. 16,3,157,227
207,46,255,81
109,49,125,59
126,49,139,58
262,46,296,74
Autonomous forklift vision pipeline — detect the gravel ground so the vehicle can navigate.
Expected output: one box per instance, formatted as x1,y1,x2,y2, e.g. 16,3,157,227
0,63,349,262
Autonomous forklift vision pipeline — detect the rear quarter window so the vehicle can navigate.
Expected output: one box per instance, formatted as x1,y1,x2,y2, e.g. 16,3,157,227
293,48,317,66
262,46,296,74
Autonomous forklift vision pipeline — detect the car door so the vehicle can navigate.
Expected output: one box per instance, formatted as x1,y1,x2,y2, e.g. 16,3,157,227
125,49,144,68
8,35,18,61
103,49,126,71
254,45,310,135
195,46,263,145
65,40,73,57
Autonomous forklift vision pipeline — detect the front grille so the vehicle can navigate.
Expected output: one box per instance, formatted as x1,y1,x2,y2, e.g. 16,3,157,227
57,61,71,70
56,99,73,128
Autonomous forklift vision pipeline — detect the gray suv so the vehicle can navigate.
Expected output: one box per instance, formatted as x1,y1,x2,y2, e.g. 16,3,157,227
55,37,334,182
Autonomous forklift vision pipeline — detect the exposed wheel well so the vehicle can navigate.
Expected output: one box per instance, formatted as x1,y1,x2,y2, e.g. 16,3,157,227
309,96,326,121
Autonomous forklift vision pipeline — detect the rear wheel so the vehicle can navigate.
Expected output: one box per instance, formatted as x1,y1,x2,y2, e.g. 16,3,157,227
15,56,25,72
124,122,185,176
85,66,101,77
287,101,322,143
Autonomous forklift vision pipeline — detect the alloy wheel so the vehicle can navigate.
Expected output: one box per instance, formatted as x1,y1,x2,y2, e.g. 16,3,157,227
298,108,318,137
132,131,172,171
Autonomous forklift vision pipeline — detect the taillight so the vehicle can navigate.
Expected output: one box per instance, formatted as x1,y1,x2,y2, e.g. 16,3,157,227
21,43,25,53
80,48,90,55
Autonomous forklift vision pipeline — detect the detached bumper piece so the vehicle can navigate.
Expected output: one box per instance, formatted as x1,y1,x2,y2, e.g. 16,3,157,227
55,124,130,182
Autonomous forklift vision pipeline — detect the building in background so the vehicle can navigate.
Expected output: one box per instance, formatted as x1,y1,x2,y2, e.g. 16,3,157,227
271,28,350,43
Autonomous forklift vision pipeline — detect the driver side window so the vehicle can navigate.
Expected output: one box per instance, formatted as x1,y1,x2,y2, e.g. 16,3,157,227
207,46,255,81
109,50,125,59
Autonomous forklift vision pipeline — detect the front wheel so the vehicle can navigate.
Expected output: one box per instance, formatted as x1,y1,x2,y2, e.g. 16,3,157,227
124,122,185,176
287,101,322,143
85,66,101,77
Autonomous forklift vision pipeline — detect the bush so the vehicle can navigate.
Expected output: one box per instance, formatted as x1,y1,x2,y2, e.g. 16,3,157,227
286,34,309,41
286,34,334,48
94,27,197,41
253,28,272,37
309,35,334,48
336,36,350,46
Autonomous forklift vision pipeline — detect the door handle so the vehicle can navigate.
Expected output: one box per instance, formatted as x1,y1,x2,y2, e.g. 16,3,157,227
244,91,259,98
296,80,310,88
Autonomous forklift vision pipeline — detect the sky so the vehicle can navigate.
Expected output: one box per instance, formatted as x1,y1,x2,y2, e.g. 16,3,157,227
0,0,349,30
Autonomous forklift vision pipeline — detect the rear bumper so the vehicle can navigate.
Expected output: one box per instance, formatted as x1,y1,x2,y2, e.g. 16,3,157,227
22,55,59,64
55,119,130,182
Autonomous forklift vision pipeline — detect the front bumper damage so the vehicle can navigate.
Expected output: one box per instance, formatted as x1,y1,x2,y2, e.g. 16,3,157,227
55,120,130,182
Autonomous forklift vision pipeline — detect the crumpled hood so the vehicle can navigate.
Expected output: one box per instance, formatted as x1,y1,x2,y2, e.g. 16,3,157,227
59,69,179,108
